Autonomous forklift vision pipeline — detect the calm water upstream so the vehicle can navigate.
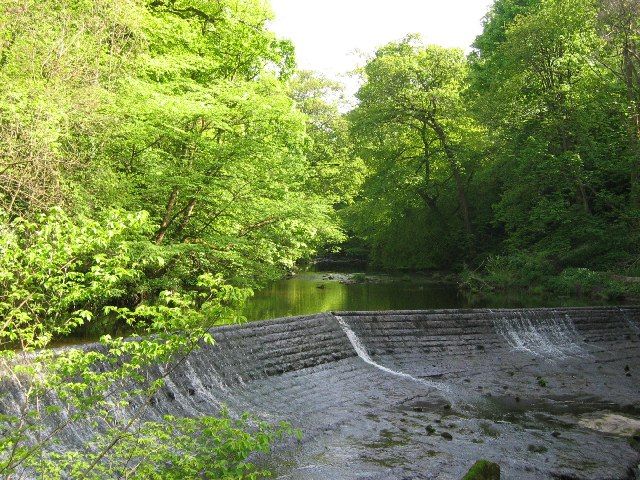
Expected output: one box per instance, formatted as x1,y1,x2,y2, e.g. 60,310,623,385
55,270,619,346
242,270,616,321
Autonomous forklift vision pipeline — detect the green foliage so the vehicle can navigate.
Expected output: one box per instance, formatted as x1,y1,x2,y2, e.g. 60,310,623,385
347,36,486,269
345,0,640,296
92,0,344,287
34,412,296,480
0,0,144,213
0,208,291,478
461,459,501,480
290,71,366,207
460,0,640,294
0,208,152,351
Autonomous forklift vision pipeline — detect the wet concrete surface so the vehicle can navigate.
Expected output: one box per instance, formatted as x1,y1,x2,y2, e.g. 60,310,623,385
4,307,640,479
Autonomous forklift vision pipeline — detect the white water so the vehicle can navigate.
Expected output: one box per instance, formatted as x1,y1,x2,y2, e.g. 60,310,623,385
493,310,585,358
336,316,450,393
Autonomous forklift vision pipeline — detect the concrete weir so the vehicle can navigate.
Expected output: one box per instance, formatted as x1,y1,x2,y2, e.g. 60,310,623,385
5,307,640,479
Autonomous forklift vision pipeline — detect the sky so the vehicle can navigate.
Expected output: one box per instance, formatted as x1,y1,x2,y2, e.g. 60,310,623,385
269,0,494,101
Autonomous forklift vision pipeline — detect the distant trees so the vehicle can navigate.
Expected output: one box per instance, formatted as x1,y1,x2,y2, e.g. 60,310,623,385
597,0,640,202
467,0,639,289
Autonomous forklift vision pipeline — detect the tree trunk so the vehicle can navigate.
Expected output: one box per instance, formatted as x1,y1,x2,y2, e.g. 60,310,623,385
417,122,451,232
578,181,591,215
429,120,473,240
175,198,197,239
154,187,179,244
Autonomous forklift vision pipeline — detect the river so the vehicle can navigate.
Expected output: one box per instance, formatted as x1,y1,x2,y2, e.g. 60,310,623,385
242,270,617,321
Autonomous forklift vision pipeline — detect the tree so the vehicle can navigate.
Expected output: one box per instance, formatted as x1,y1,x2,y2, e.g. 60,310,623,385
290,70,365,207
597,0,640,204
81,1,343,287
466,0,640,289
348,37,483,267
0,0,143,215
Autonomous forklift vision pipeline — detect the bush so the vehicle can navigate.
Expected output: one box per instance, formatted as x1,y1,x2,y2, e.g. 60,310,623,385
0,208,291,479
482,252,554,289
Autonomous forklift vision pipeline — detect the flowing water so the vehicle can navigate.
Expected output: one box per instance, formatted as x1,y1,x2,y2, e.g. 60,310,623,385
493,309,587,358
336,315,450,394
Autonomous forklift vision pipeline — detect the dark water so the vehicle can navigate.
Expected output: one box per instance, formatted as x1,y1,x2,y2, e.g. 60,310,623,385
242,271,614,321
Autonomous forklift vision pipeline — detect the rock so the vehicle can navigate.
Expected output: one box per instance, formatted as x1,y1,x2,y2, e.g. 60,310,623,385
551,431,561,438
440,432,453,441
462,460,500,479
479,422,500,438
579,413,640,436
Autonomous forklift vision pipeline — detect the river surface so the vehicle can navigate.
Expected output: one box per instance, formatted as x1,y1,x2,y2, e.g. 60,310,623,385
56,270,619,346
242,270,617,321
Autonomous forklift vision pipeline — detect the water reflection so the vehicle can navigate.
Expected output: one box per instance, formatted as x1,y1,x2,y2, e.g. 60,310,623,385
243,271,616,321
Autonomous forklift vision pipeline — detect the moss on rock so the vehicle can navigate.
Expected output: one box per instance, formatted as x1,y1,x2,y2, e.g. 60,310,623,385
462,460,500,479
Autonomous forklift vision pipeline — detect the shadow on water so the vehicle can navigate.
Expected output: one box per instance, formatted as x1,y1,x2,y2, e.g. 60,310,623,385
243,270,619,322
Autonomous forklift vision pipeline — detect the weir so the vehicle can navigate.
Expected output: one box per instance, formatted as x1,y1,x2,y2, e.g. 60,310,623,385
3,306,640,479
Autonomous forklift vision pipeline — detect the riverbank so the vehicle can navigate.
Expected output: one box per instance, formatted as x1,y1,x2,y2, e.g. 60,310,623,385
461,265,640,303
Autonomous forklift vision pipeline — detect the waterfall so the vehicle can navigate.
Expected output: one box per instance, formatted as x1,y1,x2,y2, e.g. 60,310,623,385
336,316,450,393
493,309,585,358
